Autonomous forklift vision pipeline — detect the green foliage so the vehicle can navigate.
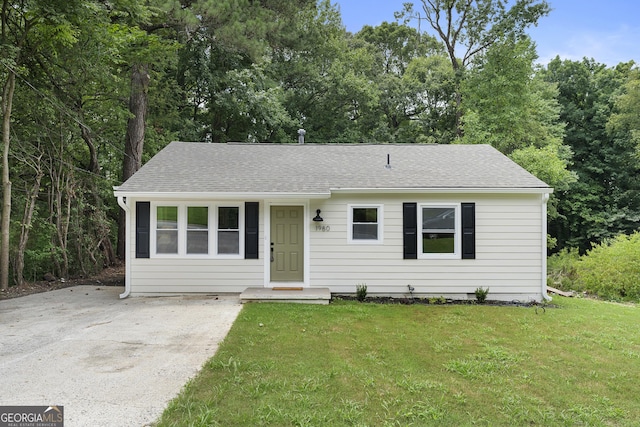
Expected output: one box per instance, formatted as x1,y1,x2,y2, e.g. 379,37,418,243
460,38,568,156
398,0,551,70
509,145,576,192
356,283,367,302
460,37,575,228
10,215,61,282
576,232,640,301
403,55,457,143
1,0,638,288
474,287,489,303
543,58,640,252
547,247,581,290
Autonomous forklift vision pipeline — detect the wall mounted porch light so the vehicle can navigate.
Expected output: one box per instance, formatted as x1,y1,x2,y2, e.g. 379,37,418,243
313,209,323,222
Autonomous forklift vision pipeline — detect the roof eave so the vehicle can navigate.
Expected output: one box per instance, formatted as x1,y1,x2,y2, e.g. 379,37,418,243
330,187,554,194
113,187,553,199
112,190,332,200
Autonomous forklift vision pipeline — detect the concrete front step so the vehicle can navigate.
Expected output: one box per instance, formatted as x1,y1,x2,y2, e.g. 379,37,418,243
240,287,331,305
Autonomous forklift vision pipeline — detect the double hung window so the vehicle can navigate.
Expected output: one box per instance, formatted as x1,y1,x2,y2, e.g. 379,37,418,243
217,207,240,255
419,205,459,258
349,205,383,243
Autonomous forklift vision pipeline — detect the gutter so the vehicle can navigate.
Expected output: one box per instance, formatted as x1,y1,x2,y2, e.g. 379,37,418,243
330,187,554,194
541,193,552,301
112,191,331,200
117,195,131,299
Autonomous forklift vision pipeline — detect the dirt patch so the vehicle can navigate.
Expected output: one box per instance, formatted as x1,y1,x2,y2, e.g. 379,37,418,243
0,265,124,301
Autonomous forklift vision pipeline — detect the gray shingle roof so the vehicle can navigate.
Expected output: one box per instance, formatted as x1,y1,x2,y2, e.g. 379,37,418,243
114,142,550,194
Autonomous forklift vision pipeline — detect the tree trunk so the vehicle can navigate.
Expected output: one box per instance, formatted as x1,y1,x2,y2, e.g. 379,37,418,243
80,123,100,175
1,71,15,291
49,164,72,279
14,167,43,286
78,121,116,267
117,63,150,260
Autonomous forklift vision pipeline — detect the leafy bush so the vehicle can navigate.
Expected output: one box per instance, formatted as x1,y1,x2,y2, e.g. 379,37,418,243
575,232,640,301
428,296,447,304
474,287,489,303
547,247,581,290
356,284,367,302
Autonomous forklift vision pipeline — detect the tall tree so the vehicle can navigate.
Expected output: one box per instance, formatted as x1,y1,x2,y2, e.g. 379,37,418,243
460,37,564,152
402,55,458,143
115,2,182,259
355,22,450,142
542,58,640,251
398,0,550,136
1,0,81,290
175,0,316,143
608,67,640,151
460,37,575,246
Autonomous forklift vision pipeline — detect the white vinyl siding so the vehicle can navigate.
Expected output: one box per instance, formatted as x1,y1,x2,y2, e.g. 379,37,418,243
127,192,546,301
309,193,545,301
129,258,264,294
128,199,262,294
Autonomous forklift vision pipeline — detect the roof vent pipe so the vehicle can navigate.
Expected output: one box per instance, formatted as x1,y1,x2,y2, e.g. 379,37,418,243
385,153,391,169
298,129,306,144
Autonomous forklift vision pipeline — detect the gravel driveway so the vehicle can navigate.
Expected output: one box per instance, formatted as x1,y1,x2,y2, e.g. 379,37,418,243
0,285,242,426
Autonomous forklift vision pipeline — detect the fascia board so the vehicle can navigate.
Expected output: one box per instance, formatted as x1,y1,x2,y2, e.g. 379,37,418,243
330,187,554,195
112,191,332,200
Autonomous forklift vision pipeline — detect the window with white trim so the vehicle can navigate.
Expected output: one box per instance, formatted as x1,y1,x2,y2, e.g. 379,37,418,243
151,203,243,258
348,205,383,243
419,204,459,258
217,206,240,255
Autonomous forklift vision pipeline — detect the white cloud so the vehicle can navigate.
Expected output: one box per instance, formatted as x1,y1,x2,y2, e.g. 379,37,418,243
536,24,640,66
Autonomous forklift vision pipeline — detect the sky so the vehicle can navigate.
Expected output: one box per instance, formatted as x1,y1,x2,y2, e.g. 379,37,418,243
334,0,640,66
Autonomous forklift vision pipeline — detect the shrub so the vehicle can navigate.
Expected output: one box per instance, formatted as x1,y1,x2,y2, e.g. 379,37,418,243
356,284,367,302
547,247,581,290
474,287,489,303
576,232,640,301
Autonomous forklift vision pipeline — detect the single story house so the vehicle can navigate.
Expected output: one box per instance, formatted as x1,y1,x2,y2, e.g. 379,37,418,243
114,141,553,301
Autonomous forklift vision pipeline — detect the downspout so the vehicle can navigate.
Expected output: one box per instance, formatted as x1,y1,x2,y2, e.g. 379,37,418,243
117,195,131,299
541,193,551,301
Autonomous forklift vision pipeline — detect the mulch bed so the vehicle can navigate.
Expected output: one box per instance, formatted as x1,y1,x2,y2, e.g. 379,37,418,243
333,295,556,309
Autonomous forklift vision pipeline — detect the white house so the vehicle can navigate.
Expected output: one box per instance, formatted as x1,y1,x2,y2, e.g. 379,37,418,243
114,141,553,301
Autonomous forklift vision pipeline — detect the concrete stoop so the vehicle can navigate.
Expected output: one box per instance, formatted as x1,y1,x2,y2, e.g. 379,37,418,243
240,287,331,304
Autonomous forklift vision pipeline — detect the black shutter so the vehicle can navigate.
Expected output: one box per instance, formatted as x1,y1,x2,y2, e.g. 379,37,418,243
135,201,150,258
244,202,259,259
403,203,417,259
461,202,476,259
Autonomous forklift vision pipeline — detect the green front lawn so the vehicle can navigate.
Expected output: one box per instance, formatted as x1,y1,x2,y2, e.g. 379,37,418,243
157,298,640,426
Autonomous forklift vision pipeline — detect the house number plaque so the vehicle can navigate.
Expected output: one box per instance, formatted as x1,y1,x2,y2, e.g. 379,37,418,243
314,225,330,232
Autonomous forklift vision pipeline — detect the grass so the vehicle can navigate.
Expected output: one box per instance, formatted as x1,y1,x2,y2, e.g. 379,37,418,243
156,297,640,426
